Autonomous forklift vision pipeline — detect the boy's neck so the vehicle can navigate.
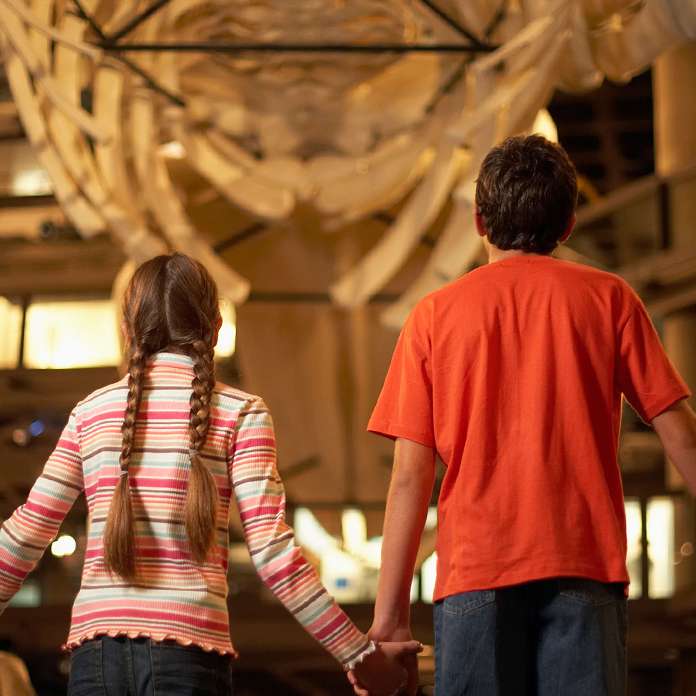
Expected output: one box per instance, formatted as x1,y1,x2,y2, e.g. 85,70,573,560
485,242,545,265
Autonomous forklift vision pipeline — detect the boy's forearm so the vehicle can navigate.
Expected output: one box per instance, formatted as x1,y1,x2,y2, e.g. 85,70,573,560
651,399,696,496
371,438,436,638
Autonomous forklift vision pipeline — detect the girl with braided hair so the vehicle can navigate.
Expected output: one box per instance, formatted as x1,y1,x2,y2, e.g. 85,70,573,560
0,253,420,696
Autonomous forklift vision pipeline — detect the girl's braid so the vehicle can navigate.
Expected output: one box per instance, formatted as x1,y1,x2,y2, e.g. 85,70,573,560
103,346,148,581
185,337,219,563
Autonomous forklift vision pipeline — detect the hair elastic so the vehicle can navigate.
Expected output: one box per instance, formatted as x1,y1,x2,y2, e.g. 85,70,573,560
119,469,129,477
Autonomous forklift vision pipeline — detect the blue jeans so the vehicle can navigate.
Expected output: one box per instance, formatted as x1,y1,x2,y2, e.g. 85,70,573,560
67,636,233,696
434,578,627,696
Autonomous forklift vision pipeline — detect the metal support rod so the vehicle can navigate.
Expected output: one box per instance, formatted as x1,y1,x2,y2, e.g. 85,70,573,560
640,495,649,599
71,0,105,40
114,55,186,107
246,290,399,303
418,0,488,48
99,41,498,54
658,180,672,251
17,296,29,369
425,57,469,115
104,0,174,44
213,222,267,254
485,0,509,40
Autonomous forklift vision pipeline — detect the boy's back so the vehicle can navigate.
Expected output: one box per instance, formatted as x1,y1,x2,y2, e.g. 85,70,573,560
369,254,689,601
363,135,696,696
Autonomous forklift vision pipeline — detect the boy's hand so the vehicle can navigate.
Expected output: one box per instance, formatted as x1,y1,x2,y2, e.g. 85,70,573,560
367,625,420,696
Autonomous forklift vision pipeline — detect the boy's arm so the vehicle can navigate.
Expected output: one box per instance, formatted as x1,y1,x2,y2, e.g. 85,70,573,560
370,437,436,638
651,399,696,495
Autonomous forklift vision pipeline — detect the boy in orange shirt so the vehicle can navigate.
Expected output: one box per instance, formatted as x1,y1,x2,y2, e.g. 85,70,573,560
359,135,696,696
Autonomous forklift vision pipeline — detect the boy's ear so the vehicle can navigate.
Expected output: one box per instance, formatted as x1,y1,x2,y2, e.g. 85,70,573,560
474,205,487,238
558,213,576,244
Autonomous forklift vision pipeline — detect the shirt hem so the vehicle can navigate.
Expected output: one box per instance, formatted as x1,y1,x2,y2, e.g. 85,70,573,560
62,630,238,658
435,563,631,602
366,420,436,448
640,387,692,424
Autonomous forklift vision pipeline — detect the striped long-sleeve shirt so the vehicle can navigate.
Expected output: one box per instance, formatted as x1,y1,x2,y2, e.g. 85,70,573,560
0,353,371,665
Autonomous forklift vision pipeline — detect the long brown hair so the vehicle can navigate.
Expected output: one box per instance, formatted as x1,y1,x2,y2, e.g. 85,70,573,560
103,253,222,581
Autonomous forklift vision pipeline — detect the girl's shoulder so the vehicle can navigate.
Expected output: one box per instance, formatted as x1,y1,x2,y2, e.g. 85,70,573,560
74,374,130,414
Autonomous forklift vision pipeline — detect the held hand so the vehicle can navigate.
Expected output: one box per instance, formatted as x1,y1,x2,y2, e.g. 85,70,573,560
347,640,423,696
368,626,420,696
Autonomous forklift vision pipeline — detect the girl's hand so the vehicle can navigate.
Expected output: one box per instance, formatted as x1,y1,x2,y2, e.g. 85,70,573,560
347,641,423,696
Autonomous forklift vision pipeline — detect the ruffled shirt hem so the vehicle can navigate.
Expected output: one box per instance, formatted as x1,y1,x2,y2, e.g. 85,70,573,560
62,630,239,658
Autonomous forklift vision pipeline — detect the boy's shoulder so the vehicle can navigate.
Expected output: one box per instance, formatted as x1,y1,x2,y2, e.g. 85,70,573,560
406,256,637,328
430,256,632,298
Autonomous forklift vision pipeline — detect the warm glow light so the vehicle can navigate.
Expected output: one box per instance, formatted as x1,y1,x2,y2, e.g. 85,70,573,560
12,168,54,196
647,497,675,599
51,534,77,557
0,296,22,369
294,507,339,558
158,140,186,159
294,507,431,604
321,547,365,603
216,302,237,358
421,552,437,604
532,109,558,143
625,498,642,599
24,298,121,369
425,506,437,531
342,508,367,555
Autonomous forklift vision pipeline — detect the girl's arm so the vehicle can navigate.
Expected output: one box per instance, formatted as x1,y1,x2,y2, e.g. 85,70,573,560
228,398,372,666
0,411,84,613
229,397,422,694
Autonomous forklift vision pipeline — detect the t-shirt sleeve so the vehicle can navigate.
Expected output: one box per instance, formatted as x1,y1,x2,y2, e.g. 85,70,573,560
367,301,435,447
617,288,691,423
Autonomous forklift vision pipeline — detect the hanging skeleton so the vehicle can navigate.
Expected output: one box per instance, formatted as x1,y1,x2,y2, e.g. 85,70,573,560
2,0,694,326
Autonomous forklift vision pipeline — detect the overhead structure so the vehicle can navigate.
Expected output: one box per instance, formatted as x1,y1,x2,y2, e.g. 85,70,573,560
1,0,695,327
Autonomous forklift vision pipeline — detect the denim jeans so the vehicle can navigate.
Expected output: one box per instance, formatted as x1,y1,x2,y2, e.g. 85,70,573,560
67,636,233,696
433,578,627,696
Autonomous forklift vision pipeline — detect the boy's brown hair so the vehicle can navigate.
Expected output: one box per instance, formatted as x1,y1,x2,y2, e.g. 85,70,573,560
475,134,578,255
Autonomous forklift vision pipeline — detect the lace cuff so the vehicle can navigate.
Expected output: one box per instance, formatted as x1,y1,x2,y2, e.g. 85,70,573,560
342,639,377,671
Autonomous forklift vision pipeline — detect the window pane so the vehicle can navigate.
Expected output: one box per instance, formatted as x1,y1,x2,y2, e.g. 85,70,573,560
0,296,22,369
24,298,121,369
625,498,642,599
7,580,41,608
320,546,366,604
647,496,675,599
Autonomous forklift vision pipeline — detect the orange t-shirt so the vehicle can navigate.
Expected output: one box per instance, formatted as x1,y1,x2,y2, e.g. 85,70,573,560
368,255,690,601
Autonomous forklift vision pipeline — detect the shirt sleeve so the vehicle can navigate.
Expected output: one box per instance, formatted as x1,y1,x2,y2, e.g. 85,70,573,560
617,289,691,423
228,398,371,667
367,300,435,447
0,411,84,613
